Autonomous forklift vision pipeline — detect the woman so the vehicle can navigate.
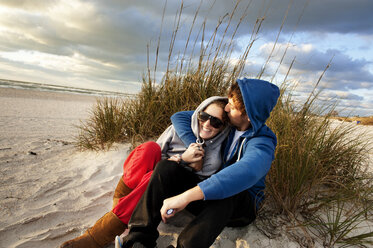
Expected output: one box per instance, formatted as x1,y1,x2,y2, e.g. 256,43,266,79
60,96,229,248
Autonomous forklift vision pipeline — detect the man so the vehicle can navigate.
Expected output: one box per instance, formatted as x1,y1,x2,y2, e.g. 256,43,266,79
122,78,280,248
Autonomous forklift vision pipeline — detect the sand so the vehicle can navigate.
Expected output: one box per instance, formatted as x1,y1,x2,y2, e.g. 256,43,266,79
0,88,371,248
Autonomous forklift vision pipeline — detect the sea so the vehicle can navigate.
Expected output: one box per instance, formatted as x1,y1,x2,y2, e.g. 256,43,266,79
0,79,135,99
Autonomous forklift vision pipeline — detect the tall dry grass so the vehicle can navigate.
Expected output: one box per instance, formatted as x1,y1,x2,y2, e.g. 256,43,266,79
76,0,264,149
76,0,373,246
75,98,127,150
266,86,370,215
265,83,373,246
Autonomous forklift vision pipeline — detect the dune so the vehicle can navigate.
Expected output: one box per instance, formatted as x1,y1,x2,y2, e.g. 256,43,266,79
0,88,371,248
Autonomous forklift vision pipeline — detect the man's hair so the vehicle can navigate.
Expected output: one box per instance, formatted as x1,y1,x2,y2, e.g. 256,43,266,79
228,82,246,115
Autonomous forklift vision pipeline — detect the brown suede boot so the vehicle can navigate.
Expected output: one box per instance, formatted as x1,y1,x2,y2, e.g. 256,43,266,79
112,177,132,209
60,211,127,248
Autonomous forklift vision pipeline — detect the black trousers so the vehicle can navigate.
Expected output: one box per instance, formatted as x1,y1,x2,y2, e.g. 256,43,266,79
122,160,257,248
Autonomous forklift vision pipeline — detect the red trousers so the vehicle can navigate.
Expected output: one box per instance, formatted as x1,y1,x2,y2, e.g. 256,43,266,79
112,141,161,224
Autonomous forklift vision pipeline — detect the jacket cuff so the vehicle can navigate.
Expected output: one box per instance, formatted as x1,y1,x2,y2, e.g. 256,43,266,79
197,176,222,200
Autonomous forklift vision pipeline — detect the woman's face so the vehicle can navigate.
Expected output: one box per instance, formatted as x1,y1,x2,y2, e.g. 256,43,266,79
198,103,224,140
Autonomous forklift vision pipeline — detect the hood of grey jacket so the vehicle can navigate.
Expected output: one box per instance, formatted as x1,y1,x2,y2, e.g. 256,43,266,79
191,96,230,149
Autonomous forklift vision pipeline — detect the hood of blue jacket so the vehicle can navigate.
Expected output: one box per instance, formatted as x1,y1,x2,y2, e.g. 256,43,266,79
236,78,280,134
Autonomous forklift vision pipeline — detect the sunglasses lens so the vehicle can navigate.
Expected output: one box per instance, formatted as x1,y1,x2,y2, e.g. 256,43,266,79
198,112,223,129
198,112,209,122
210,118,223,128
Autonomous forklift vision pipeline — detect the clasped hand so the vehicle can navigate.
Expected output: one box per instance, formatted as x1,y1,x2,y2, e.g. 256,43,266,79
168,143,204,171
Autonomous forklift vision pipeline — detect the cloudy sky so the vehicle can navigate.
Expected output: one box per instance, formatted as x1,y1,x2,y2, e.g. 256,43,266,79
0,0,372,116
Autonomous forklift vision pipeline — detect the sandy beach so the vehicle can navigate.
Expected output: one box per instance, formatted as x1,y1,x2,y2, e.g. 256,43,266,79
0,88,372,248
0,88,128,248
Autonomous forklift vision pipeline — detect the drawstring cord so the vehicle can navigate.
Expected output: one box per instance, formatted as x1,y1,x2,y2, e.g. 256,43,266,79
236,137,246,161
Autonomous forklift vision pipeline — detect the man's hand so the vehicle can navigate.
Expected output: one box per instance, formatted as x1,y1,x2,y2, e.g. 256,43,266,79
160,194,188,223
188,160,203,171
160,186,204,223
168,154,180,162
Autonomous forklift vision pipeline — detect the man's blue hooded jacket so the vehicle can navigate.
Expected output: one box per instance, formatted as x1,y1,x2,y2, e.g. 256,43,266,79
171,78,280,206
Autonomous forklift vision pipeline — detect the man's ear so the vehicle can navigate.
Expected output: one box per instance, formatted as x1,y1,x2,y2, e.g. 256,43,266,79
243,113,250,123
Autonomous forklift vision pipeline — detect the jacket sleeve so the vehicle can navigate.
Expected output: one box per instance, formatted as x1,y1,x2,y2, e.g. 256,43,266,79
170,111,196,146
198,136,275,200
156,125,174,160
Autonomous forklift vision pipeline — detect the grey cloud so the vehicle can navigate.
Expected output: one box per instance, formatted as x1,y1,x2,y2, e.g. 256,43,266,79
301,50,373,91
5,0,366,74
0,0,372,117
242,0,373,36
319,91,364,101
334,99,373,117
4,0,373,48
1,2,159,53
259,44,373,92
111,0,373,36
299,0,373,35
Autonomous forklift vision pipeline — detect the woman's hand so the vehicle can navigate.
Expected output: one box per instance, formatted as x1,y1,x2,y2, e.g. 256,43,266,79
160,186,204,223
181,143,204,163
168,144,204,171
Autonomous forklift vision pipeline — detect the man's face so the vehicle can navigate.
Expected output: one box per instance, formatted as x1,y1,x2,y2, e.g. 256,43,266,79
225,98,250,131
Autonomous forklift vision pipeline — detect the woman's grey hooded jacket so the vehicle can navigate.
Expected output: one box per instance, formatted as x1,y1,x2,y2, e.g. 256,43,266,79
156,96,230,178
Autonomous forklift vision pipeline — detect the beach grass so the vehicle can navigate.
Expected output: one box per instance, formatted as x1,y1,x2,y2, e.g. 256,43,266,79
76,0,373,246
266,85,370,214
265,84,373,246
306,198,373,247
75,0,260,149
75,98,127,150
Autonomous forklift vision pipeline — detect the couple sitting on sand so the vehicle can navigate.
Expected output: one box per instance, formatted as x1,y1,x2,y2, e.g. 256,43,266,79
60,78,280,248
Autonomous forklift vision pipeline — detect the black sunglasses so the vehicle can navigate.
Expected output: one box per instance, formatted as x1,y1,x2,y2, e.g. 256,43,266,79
197,111,224,129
